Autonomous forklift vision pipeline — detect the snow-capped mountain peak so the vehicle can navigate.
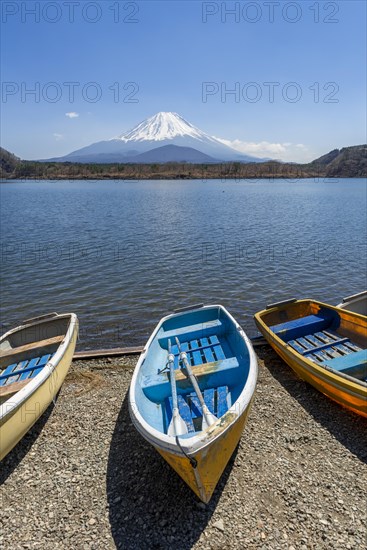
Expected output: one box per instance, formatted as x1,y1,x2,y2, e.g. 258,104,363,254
115,111,215,143
47,112,265,163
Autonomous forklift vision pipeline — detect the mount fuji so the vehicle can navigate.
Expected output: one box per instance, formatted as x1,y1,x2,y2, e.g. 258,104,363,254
47,112,265,163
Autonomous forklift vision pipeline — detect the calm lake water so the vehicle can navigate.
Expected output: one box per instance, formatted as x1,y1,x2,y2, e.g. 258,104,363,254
1,178,366,348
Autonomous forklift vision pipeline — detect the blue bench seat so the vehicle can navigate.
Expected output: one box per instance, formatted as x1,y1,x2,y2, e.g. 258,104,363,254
0,354,53,386
167,334,226,370
160,319,223,347
324,350,367,380
141,357,239,402
271,314,334,342
296,337,350,356
164,385,230,433
288,329,362,364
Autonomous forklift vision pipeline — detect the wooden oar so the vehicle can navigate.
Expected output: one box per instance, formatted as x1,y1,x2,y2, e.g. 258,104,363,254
175,337,217,430
167,339,188,437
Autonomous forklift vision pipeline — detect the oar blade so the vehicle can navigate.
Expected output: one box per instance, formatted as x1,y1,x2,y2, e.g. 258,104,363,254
201,409,217,430
168,410,188,436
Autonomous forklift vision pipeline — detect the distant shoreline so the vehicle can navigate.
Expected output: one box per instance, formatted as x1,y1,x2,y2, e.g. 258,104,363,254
1,144,367,180
1,160,366,181
2,174,364,182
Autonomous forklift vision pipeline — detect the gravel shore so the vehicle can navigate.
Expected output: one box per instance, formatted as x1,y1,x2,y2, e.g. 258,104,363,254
1,347,366,550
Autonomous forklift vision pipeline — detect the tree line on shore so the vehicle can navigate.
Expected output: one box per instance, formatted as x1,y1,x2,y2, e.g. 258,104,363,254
1,145,366,180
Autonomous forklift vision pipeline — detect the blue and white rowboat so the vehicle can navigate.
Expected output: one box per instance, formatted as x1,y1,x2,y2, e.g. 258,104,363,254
129,304,258,503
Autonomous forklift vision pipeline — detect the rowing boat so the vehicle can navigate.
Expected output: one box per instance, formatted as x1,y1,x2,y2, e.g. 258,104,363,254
129,304,258,503
254,299,367,417
0,312,78,460
336,291,367,316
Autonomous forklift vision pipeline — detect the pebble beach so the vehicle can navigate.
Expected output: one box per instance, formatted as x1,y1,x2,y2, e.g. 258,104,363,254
1,346,366,550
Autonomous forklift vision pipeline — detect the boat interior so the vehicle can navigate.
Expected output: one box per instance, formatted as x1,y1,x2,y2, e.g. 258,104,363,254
0,315,71,400
135,307,251,436
262,301,367,382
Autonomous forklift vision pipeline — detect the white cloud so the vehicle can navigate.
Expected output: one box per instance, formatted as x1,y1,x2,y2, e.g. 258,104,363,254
214,137,312,163
65,112,79,119
53,133,64,141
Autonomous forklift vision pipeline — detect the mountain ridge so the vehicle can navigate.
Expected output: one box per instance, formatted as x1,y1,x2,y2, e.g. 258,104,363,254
127,144,218,163
311,145,367,177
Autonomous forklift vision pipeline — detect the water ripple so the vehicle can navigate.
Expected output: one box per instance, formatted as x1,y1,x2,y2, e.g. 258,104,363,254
1,178,366,347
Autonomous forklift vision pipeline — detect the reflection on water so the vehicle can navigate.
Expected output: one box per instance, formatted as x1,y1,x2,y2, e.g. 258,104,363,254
1,178,366,348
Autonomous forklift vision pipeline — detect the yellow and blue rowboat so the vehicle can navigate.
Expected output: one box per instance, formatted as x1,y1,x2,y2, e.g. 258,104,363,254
254,299,367,417
0,312,78,460
129,304,258,503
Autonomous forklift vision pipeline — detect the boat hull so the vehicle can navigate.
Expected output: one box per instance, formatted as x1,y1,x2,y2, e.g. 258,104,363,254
0,315,78,460
129,304,258,502
155,398,254,503
255,300,367,417
266,335,366,417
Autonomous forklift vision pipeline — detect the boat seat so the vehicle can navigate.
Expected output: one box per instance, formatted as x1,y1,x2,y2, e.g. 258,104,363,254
161,320,223,348
323,350,367,380
288,330,362,364
271,314,336,342
164,385,230,433
141,357,239,402
290,336,350,356
0,354,53,386
166,334,227,370
0,335,63,361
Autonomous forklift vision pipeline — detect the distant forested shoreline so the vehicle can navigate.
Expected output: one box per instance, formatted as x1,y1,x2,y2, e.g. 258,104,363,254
1,145,366,180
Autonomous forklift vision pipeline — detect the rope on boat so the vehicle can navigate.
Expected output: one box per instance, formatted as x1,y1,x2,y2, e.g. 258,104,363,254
175,436,197,469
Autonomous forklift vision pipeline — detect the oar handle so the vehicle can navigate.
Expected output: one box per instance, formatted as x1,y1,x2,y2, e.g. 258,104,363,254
175,337,217,429
168,354,178,406
175,339,207,411
167,341,178,409
167,340,188,437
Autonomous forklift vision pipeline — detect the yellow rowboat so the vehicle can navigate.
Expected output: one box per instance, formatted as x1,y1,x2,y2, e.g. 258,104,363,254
254,299,367,417
0,312,78,460
129,304,258,503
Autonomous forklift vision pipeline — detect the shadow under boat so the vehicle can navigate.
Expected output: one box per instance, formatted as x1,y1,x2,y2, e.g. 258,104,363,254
0,401,56,485
107,393,238,550
256,345,367,465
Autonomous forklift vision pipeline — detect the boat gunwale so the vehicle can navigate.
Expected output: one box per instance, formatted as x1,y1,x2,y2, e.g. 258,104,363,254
0,313,78,421
339,290,367,304
336,290,367,312
254,299,367,392
128,304,258,457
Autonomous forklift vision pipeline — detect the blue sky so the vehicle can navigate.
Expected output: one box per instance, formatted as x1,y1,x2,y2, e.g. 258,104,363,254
1,0,366,161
